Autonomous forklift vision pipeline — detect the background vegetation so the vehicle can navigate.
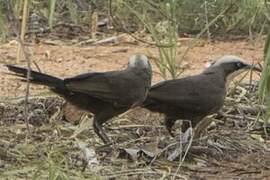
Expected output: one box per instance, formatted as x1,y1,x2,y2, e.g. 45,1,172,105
1,0,269,78
0,0,269,39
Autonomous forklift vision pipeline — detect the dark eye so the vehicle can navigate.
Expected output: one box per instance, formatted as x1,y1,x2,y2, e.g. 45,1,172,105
236,62,242,68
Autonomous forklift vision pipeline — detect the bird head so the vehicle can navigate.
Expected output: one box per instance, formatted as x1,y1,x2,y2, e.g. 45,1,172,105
209,55,261,77
128,54,152,73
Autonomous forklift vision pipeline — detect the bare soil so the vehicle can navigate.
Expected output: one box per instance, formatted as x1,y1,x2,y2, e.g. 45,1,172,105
0,36,263,98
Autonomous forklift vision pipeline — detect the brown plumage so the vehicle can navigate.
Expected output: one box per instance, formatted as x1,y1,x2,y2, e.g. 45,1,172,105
142,55,260,136
6,54,152,144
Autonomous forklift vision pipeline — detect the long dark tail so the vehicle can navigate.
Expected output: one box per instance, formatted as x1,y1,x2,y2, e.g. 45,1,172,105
6,65,65,89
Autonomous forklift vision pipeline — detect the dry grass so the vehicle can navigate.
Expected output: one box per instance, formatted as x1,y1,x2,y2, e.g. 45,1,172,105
0,81,269,179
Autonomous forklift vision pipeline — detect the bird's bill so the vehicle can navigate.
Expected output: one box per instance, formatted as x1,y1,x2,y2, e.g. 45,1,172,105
243,63,262,72
226,63,261,85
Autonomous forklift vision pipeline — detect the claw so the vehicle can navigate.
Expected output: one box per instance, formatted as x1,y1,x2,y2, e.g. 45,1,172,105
165,117,175,137
93,117,111,144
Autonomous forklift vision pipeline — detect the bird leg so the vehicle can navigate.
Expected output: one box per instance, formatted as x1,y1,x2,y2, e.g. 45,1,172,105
194,116,214,138
93,115,111,144
165,116,175,137
182,120,192,133
182,118,203,133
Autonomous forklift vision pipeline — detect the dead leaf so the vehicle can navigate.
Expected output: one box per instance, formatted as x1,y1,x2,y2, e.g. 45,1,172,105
77,140,99,169
70,116,92,138
168,127,193,161
118,148,140,161
250,134,264,143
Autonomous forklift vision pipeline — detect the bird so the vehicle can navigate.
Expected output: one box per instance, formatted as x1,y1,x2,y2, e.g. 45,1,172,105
142,55,261,136
6,54,152,144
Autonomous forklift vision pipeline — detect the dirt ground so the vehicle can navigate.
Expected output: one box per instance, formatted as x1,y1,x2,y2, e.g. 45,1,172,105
0,36,264,99
0,36,269,179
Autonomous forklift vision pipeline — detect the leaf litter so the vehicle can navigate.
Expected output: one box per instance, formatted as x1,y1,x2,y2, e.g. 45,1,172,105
0,80,269,179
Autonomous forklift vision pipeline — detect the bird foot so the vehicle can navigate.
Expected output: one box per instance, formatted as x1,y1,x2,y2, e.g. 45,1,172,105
194,116,214,139
168,130,175,137
99,133,112,145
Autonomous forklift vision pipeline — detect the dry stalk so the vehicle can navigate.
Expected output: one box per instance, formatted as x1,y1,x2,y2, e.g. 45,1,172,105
4,0,31,135
172,121,193,180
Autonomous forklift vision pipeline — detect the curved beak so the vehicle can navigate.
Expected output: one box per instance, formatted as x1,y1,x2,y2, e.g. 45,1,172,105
244,63,262,72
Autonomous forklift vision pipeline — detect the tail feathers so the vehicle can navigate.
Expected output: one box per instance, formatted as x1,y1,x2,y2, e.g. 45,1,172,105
6,65,65,89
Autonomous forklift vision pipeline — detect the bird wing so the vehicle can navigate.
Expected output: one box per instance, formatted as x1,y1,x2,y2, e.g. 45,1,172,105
64,72,121,103
148,75,225,113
